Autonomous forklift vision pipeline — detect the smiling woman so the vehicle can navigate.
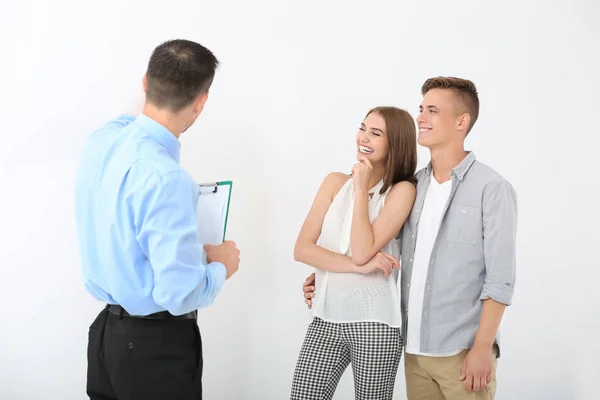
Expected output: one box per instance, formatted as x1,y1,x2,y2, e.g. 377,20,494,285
290,106,417,399
1,1,597,399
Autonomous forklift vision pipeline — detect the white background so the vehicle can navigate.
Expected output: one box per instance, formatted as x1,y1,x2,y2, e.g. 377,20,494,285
1,0,598,399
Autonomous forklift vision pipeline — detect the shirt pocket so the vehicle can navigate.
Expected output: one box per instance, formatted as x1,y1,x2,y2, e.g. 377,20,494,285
444,204,481,245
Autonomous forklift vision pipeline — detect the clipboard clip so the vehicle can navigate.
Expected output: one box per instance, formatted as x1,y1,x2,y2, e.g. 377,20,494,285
198,182,218,194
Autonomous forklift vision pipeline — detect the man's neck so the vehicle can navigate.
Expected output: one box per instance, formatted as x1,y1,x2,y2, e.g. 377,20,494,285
142,104,184,139
429,144,467,184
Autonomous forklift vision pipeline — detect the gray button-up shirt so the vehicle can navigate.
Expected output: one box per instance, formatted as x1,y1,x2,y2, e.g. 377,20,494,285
400,151,517,355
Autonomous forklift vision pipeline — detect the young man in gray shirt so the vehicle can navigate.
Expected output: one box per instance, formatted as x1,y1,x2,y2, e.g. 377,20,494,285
301,77,517,399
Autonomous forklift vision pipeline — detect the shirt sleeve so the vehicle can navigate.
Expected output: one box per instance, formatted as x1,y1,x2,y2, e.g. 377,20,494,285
134,170,227,315
480,179,518,306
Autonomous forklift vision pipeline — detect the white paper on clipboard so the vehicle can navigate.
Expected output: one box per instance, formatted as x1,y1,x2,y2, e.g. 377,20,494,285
195,181,232,248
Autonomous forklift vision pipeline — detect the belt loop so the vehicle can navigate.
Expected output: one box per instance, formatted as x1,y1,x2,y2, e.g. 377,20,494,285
118,306,124,320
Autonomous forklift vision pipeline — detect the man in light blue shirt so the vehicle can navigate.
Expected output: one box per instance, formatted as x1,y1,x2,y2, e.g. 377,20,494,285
75,39,240,400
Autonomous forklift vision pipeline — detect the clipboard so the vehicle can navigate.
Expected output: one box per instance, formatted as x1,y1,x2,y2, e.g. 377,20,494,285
195,181,233,246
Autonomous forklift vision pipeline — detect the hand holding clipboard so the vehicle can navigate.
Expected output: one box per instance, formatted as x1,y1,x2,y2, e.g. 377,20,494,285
196,181,239,279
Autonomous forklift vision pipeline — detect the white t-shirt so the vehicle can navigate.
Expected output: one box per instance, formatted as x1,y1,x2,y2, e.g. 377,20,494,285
311,177,402,328
405,174,461,356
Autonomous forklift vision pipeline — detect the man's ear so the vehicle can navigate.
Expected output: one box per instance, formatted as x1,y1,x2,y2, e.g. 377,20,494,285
193,92,209,114
142,74,147,93
457,112,471,134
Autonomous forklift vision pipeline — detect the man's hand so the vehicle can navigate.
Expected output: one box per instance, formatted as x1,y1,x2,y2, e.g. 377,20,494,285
459,345,494,392
357,252,400,277
204,241,240,279
302,273,315,309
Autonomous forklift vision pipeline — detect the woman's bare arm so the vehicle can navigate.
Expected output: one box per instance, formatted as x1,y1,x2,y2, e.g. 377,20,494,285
350,181,416,265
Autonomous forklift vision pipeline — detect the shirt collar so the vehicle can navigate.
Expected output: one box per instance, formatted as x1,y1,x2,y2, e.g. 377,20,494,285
134,113,181,163
369,179,385,197
425,151,476,181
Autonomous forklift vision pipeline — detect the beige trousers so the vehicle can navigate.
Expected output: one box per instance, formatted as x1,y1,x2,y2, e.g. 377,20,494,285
404,348,497,400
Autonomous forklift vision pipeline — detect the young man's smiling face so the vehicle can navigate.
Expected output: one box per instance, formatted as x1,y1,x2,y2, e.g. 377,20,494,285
417,88,470,149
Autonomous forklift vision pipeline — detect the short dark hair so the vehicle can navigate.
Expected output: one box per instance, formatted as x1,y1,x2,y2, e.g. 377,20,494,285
421,77,479,134
145,39,219,112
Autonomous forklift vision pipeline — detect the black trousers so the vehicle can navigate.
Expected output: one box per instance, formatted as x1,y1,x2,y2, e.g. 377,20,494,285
87,306,203,400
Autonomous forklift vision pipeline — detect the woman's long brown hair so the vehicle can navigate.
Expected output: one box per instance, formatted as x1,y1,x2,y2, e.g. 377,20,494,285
365,107,418,194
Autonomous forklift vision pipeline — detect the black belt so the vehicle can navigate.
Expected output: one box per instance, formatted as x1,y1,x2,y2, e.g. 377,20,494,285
107,304,197,320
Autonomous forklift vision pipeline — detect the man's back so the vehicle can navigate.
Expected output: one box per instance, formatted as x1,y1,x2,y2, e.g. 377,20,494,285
75,113,225,316
79,39,241,400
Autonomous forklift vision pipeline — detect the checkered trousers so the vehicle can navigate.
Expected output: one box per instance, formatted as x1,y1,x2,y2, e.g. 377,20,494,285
290,317,403,400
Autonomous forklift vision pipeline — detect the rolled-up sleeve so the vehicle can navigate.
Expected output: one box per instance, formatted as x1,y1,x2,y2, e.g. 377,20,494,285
134,171,227,315
480,179,518,305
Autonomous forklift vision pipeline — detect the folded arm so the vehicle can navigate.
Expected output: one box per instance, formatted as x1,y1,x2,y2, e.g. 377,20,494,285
294,173,362,273
350,180,416,265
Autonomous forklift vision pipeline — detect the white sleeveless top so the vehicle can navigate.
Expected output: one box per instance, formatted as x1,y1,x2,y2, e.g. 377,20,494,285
311,177,402,328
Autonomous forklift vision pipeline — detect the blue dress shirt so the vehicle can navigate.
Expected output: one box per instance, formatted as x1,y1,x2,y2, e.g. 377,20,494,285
75,114,226,316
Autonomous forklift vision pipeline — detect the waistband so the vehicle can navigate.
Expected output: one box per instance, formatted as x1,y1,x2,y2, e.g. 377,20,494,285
106,304,197,320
